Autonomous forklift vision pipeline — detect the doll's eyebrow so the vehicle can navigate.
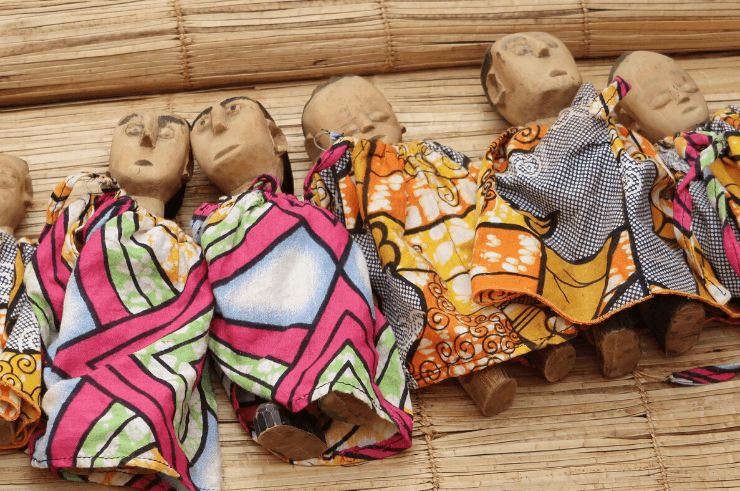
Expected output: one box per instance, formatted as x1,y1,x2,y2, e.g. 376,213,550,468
220,96,249,107
192,107,212,127
159,115,186,127
117,113,140,126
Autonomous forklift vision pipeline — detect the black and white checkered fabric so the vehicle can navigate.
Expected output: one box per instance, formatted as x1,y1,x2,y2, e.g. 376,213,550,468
426,140,471,170
0,233,41,353
496,83,702,314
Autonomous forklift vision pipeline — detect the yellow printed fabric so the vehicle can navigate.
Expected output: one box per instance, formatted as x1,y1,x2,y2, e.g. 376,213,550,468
308,139,575,389
0,231,41,448
471,80,740,325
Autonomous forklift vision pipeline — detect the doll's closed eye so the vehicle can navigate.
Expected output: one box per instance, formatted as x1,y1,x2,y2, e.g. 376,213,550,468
369,111,390,123
342,124,359,136
0,172,19,190
651,92,673,110
506,39,533,56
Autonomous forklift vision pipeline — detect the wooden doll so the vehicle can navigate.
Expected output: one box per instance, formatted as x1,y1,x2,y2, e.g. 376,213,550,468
189,95,412,463
26,111,221,491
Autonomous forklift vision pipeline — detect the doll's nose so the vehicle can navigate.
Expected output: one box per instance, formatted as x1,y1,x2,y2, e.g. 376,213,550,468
672,85,690,103
139,116,158,148
212,108,229,134
535,42,550,58
139,128,156,148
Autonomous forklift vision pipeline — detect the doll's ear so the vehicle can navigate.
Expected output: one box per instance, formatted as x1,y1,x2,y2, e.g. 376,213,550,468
487,71,506,107
23,190,33,210
401,124,407,135
304,132,323,163
181,152,194,184
268,120,288,157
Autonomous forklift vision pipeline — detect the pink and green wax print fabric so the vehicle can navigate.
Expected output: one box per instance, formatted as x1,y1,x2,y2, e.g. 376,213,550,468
191,176,412,466
657,107,740,304
26,173,221,491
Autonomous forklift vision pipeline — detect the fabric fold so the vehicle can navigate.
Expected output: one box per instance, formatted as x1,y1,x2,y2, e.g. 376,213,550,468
470,79,740,325
191,175,412,465
27,173,221,491
308,139,576,390
0,231,41,448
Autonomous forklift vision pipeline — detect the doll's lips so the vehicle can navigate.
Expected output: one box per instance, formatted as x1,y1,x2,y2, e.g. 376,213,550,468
214,145,239,160
549,70,567,77
682,105,698,114
134,160,153,167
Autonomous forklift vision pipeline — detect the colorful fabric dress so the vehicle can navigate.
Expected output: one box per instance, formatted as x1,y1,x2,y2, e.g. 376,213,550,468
0,231,41,448
191,175,412,465
27,174,221,491
470,79,740,325
657,107,740,306
307,139,576,390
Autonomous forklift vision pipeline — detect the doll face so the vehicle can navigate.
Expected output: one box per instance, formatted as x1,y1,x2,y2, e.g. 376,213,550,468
302,76,405,162
485,32,582,127
109,110,190,202
0,154,32,234
190,97,287,195
612,51,709,143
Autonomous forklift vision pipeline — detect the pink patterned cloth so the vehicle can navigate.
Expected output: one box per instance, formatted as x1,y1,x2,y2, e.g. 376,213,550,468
192,175,413,465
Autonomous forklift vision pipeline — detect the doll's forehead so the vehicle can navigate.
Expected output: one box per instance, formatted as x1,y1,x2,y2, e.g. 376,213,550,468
0,155,28,180
617,53,678,81
496,32,559,53
307,80,391,119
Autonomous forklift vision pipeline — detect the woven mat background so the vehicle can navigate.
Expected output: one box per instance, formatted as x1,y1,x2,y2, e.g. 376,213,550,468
2,324,739,490
0,54,739,489
2,0,740,107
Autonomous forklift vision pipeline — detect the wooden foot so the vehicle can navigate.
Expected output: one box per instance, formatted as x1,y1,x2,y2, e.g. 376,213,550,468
458,364,517,417
525,341,577,382
593,310,642,378
254,402,328,461
0,419,14,446
640,296,705,356
318,391,378,426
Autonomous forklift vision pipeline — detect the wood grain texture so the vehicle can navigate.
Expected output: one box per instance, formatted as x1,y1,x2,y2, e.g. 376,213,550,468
1,0,740,107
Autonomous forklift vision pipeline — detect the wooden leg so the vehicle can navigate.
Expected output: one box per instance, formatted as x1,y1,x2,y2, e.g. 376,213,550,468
639,295,705,356
525,341,577,382
0,420,13,446
318,391,378,426
254,402,328,461
593,309,642,378
458,364,517,417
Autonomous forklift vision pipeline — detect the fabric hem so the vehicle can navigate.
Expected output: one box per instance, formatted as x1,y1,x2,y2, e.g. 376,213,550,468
471,278,740,326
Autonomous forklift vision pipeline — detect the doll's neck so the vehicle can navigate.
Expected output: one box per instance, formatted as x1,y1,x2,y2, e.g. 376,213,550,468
229,180,254,197
0,226,14,237
130,195,165,218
